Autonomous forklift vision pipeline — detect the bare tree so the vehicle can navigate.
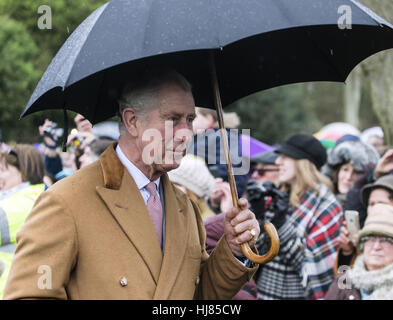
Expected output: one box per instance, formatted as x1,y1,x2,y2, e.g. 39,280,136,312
344,65,362,129
358,0,393,145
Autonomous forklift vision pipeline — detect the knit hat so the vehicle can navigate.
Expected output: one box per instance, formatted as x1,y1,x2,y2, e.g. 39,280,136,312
321,140,380,178
357,203,393,245
361,174,393,206
168,154,215,198
275,134,327,169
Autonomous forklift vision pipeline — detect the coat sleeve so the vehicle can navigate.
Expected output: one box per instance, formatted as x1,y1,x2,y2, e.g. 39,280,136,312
190,200,258,300
3,189,78,300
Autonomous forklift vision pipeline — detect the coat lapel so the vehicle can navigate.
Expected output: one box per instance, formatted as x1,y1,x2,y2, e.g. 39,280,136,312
154,174,189,299
96,144,163,284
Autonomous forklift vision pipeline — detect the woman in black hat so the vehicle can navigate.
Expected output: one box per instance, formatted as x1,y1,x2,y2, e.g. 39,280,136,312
255,134,343,300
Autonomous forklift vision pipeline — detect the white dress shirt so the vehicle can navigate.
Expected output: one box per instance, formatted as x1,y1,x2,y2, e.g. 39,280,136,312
115,144,248,264
115,144,160,204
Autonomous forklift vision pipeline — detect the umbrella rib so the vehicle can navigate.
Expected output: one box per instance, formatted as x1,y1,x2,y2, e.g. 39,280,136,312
64,3,109,88
350,0,393,28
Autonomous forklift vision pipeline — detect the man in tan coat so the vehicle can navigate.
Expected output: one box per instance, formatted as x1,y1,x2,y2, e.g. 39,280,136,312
3,69,260,299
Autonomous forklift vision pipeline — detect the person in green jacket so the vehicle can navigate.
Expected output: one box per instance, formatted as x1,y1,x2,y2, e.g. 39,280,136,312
0,144,46,298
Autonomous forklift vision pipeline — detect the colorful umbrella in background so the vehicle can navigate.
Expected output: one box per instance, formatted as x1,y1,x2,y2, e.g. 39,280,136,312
320,122,361,136
240,134,274,158
314,131,344,148
314,122,361,148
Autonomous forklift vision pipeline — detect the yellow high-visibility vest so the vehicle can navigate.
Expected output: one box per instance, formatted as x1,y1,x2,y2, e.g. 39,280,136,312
0,183,45,298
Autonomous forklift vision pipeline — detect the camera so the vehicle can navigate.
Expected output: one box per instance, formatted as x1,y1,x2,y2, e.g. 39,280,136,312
43,122,64,143
68,129,85,149
246,180,290,228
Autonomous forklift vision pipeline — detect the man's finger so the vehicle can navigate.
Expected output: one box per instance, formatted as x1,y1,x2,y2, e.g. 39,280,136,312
233,219,256,235
237,198,248,210
225,206,240,222
234,227,259,245
230,209,255,227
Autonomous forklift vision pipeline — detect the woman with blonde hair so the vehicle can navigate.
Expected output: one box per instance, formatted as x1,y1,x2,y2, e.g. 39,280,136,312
255,134,342,300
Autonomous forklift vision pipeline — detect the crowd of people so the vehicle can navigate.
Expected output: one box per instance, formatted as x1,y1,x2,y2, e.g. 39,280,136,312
1,71,393,300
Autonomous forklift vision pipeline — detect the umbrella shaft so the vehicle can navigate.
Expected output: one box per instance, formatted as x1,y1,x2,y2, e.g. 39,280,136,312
209,51,239,208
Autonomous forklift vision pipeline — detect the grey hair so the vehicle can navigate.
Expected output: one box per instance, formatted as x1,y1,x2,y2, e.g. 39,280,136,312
117,69,192,135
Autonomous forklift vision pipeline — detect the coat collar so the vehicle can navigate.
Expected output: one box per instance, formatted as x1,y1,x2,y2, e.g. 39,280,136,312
96,143,190,297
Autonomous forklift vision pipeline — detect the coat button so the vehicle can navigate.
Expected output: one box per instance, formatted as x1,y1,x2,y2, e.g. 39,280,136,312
195,276,200,285
348,295,355,300
120,277,128,287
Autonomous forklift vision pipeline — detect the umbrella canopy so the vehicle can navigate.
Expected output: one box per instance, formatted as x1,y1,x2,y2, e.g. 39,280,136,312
21,0,393,124
241,134,274,158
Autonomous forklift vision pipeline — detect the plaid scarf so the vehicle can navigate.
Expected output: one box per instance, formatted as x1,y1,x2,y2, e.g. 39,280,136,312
256,184,343,300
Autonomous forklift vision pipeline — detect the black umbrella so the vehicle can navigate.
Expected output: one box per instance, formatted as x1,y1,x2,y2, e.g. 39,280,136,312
22,0,393,123
21,0,393,264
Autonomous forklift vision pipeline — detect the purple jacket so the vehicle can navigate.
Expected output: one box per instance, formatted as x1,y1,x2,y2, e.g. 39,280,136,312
324,275,361,300
204,213,258,300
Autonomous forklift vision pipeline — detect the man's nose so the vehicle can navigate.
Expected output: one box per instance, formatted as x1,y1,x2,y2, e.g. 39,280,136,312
173,127,193,143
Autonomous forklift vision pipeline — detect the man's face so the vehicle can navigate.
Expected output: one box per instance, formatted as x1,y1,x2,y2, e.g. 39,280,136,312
79,146,99,169
251,163,279,185
136,83,196,173
368,188,393,211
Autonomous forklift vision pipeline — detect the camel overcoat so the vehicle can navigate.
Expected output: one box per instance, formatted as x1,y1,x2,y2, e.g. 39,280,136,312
3,144,257,299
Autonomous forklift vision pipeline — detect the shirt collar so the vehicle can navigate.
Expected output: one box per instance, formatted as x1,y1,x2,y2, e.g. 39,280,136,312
115,144,160,190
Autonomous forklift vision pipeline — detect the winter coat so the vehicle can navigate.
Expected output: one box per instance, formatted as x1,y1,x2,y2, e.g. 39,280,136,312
3,143,257,300
326,254,393,300
204,212,258,300
255,184,343,300
324,274,361,300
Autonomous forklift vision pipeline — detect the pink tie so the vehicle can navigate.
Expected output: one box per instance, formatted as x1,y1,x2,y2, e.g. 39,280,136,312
145,182,163,246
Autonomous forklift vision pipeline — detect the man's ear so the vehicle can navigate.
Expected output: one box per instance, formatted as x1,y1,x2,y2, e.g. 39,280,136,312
122,108,139,137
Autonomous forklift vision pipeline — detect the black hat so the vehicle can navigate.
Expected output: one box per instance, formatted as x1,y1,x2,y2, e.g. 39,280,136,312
275,134,327,169
251,150,279,165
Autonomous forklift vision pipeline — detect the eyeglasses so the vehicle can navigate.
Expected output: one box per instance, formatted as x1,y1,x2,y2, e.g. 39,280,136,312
362,236,393,247
253,168,279,176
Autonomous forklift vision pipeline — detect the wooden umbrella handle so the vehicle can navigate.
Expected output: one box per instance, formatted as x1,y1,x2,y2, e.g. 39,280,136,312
241,222,280,264
209,51,280,264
